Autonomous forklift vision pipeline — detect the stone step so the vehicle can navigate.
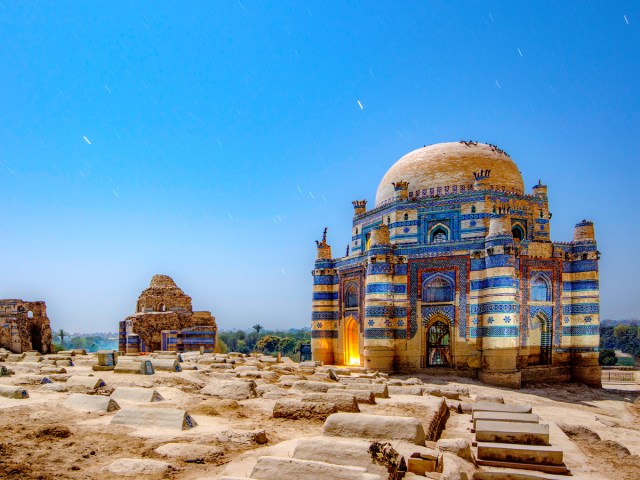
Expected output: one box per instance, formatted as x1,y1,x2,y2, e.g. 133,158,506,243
473,468,573,479
472,411,540,428
473,402,533,414
476,442,563,466
475,421,549,446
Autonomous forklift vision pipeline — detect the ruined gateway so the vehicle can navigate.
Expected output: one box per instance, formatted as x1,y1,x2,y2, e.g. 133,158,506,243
311,142,601,388
0,299,53,354
119,274,218,354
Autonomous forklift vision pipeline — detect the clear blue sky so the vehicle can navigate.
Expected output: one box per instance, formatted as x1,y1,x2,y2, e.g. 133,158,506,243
1,1,638,333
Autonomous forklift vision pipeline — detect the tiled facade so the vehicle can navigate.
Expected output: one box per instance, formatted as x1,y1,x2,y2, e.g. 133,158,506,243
311,142,601,388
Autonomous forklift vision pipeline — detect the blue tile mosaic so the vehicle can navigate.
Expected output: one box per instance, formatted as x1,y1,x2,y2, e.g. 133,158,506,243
562,303,599,315
311,311,339,320
562,325,599,336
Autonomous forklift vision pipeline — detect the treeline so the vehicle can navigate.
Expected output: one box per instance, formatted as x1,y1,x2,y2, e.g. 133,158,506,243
49,326,311,356
53,331,118,352
217,325,311,358
599,323,640,366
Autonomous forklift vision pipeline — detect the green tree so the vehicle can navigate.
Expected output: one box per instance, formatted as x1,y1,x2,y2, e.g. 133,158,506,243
599,349,617,366
55,329,70,347
256,335,282,353
279,336,297,355
614,325,629,339
253,324,264,335
236,339,250,354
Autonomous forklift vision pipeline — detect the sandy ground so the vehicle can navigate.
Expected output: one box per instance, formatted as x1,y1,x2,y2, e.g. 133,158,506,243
0,358,639,480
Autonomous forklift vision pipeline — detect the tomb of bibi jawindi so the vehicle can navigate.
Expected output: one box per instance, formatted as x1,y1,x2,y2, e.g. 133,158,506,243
119,274,218,354
311,141,601,388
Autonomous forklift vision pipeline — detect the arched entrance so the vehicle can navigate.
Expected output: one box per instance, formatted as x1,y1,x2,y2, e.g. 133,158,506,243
528,313,552,365
426,320,450,366
345,318,361,365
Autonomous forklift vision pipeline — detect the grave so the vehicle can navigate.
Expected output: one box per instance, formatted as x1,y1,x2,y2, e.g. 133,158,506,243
328,388,376,404
201,379,257,400
93,351,117,371
323,412,426,445
474,470,572,480
106,458,170,476
111,407,197,430
0,384,29,399
338,383,389,398
301,392,360,412
250,456,382,480
149,358,181,372
65,376,106,389
64,393,120,413
111,386,163,403
113,359,154,375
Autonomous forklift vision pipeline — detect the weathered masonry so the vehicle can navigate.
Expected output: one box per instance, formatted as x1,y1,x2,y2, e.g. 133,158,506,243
0,299,53,354
311,141,601,388
119,275,217,354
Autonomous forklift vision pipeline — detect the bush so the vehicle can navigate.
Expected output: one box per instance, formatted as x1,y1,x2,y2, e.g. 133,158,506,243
215,338,228,354
599,349,617,366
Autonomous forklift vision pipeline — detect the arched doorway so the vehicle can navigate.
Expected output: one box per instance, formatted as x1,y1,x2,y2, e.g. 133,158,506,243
528,313,552,365
426,320,450,366
345,318,361,365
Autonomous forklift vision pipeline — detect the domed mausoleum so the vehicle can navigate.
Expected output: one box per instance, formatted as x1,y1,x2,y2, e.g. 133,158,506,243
311,141,601,388
119,275,217,354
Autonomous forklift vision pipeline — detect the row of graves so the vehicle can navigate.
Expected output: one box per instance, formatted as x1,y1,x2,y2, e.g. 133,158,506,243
0,347,583,478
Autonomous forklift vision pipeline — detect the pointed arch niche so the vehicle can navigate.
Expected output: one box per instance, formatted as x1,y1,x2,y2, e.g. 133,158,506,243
344,316,361,366
422,274,455,303
528,311,552,365
428,223,450,243
530,273,551,302
512,223,526,242
422,314,452,367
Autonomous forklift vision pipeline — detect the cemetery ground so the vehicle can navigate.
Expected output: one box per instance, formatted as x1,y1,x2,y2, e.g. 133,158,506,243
1,351,639,480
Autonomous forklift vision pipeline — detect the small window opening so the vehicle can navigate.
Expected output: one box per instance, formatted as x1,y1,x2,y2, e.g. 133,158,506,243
431,226,448,243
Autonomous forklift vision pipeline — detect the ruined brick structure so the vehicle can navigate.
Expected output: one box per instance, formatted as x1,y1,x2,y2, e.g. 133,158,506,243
0,299,53,354
119,275,217,354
